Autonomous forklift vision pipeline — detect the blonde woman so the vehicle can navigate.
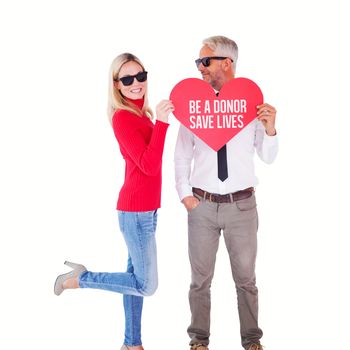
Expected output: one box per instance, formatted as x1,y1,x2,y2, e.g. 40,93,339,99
54,53,174,350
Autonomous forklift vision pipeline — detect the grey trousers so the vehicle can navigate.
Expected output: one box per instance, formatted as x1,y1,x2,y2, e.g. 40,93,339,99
187,193,263,349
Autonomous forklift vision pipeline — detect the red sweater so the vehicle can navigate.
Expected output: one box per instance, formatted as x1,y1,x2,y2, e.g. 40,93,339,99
112,99,169,211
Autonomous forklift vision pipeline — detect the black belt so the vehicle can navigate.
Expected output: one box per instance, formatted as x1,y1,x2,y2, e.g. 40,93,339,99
192,187,254,203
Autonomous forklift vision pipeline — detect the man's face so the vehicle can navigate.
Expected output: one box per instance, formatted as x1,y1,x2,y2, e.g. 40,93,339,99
197,45,228,91
196,45,234,91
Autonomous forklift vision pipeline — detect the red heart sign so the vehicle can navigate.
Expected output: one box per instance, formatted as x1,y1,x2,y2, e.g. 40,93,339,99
170,77,263,151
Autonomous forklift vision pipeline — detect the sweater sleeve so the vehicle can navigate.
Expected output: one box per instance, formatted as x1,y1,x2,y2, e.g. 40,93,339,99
113,111,169,176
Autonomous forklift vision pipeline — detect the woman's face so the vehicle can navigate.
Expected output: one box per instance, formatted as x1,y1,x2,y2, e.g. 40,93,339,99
115,61,147,100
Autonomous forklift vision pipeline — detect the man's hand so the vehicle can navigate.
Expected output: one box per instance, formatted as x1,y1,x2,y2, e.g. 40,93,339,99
257,103,277,136
182,196,200,211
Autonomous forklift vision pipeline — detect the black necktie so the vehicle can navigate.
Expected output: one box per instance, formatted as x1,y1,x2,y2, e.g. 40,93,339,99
216,91,228,181
217,145,228,181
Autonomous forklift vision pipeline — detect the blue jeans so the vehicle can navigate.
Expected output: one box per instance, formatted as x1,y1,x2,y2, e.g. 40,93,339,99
79,210,158,346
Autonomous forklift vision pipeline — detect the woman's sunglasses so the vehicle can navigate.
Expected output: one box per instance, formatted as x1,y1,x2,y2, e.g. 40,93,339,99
115,71,148,86
195,56,233,68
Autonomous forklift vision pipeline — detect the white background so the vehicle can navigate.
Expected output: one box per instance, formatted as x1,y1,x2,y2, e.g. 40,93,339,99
1,0,349,349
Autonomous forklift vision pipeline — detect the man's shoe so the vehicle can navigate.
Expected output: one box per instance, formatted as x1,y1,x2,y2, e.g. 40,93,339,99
248,343,263,350
190,344,209,350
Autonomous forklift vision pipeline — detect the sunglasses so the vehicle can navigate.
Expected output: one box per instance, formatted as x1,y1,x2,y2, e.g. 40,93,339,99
195,56,233,68
115,71,148,86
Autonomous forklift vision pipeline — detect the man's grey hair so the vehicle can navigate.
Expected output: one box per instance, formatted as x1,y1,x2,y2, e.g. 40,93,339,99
202,35,238,70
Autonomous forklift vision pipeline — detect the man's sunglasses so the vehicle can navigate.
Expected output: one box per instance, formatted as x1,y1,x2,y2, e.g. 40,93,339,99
195,56,233,68
115,71,148,86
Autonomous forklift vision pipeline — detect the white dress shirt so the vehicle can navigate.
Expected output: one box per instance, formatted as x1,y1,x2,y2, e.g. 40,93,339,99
174,120,279,201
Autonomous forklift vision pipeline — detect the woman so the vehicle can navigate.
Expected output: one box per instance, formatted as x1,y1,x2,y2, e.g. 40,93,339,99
54,53,174,350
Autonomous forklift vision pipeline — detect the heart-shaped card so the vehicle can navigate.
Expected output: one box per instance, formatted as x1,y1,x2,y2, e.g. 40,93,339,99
170,77,263,151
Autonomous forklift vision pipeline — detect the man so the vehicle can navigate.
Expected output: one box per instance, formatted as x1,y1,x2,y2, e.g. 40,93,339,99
174,36,278,350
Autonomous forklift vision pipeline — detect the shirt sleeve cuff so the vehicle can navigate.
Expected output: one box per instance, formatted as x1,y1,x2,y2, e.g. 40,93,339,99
264,131,278,143
177,185,193,202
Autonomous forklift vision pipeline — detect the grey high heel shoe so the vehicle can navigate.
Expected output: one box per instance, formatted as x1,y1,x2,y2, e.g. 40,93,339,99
54,261,87,296
121,345,144,350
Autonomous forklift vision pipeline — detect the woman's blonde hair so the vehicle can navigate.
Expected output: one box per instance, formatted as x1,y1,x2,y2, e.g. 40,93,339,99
107,53,153,123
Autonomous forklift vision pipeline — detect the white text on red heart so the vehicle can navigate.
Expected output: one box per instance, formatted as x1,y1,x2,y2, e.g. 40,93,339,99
189,99,246,129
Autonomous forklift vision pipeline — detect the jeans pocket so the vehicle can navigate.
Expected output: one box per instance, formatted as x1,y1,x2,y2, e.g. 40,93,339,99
136,211,157,236
188,200,202,213
235,195,257,211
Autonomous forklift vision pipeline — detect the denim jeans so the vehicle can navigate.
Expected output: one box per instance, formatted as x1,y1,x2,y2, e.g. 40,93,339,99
79,210,158,346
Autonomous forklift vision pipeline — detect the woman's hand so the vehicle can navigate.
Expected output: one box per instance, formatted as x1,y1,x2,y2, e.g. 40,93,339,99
156,100,174,123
